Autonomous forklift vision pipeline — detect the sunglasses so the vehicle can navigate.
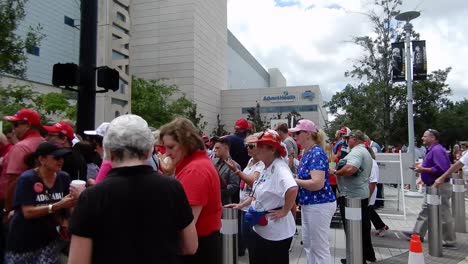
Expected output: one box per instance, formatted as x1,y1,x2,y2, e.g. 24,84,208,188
294,130,306,136
13,121,28,127
246,144,256,149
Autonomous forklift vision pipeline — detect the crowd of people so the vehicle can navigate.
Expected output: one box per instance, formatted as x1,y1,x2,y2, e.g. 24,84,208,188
0,107,464,264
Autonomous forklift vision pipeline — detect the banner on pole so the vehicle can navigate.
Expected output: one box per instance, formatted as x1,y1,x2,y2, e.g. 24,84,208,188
412,40,427,81
391,42,405,82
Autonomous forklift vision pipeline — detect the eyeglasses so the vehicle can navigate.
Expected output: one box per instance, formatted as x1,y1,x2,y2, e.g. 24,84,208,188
13,121,28,127
246,144,256,149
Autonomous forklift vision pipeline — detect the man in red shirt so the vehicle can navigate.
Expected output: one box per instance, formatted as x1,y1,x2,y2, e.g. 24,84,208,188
0,109,45,214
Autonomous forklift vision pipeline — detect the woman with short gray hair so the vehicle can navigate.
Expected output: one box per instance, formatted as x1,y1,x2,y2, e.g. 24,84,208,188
68,115,198,263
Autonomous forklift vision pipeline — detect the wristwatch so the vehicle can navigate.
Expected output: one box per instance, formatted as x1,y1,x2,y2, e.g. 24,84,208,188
48,204,53,214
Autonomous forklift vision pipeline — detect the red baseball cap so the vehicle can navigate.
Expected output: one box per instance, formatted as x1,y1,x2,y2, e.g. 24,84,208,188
43,121,75,141
339,127,352,137
251,130,286,157
234,118,252,130
3,109,41,126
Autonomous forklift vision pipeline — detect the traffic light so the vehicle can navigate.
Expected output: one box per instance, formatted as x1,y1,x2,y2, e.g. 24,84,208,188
52,63,79,87
97,67,119,92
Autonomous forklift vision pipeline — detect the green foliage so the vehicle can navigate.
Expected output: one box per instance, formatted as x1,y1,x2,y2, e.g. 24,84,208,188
35,92,76,120
131,76,206,130
246,102,268,132
436,100,468,146
326,0,453,147
172,99,207,132
0,83,76,123
286,111,302,127
212,114,228,136
0,0,45,78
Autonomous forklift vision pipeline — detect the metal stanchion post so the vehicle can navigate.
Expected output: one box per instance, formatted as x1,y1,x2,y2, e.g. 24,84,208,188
452,178,466,233
427,186,443,257
345,198,362,264
221,208,238,264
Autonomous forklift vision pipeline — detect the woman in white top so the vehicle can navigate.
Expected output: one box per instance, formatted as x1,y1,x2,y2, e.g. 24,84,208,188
227,130,298,264
225,133,265,256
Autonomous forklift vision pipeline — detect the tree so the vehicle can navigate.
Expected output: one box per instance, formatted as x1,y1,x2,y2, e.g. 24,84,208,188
246,102,268,132
36,92,76,120
436,99,468,147
286,111,302,127
0,0,45,78
212,114,228,136
181,102,207,132
131,76,204,129
326,0,451,147
0,83,76,122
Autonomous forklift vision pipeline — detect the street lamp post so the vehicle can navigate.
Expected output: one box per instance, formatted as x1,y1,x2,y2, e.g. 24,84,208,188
395,11,422,197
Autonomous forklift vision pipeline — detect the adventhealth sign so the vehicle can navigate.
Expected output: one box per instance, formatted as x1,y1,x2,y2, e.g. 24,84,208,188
263,91,296,102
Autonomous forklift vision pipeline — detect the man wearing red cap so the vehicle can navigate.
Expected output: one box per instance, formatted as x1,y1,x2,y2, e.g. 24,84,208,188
0,109,45,216
224,118,252,172
43,121,87,182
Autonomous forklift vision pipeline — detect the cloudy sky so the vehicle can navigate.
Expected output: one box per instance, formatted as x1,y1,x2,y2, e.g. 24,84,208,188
227,0,468,102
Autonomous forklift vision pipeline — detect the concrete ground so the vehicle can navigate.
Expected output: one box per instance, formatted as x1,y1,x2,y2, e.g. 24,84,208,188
238,185,468,264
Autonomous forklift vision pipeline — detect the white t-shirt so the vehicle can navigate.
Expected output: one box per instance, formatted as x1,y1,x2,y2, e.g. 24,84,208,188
239,158,265,211
251,158,297,241
460,151,468,174
369,160,379,206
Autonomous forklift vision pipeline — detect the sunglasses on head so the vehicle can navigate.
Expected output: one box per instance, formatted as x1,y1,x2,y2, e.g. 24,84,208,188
246,144,256,149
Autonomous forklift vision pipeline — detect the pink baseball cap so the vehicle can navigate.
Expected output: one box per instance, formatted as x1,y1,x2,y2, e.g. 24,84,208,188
289,119,318,133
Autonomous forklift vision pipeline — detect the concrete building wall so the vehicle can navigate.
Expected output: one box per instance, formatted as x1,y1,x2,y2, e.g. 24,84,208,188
220,85,325,132
130,0,226,133
193,0,226,133
130,0,196,100
227,31,269,89
96,0,132,126
268,68,287,88
16,0,80,85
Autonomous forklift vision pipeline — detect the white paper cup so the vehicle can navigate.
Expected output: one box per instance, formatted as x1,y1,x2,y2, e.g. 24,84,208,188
70,180,86,191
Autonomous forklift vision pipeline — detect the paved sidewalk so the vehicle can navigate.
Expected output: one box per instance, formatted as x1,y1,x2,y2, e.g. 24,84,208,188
238,185,468,264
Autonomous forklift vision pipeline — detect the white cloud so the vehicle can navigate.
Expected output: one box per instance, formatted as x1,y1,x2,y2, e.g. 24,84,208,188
228,0,468,101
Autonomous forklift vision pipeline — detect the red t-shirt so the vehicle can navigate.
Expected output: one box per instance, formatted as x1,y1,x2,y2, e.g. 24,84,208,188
175,150,222,237
0,132,44,207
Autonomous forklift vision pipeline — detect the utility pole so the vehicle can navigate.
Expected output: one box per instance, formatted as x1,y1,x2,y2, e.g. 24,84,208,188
396,11,423,197
76,0,98,134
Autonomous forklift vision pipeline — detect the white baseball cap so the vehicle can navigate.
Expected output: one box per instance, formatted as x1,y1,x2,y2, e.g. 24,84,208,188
84,122,110,137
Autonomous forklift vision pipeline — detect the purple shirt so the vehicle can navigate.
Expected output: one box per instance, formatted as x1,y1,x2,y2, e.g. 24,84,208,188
421,143,450,185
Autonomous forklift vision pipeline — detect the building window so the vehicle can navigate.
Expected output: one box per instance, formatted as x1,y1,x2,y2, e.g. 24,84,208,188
116,12,126,22
26,46,40,56
112,51,127,60
241,104,318,114
64,16,75,27
119,78,126,94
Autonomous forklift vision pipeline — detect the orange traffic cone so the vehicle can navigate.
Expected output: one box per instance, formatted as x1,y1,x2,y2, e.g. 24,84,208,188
408,234,425,264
